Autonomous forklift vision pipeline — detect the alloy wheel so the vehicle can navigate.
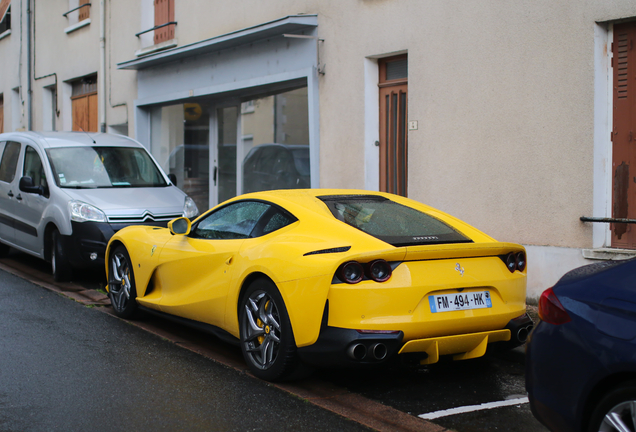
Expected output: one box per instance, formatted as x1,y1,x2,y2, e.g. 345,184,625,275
109,251,132,313
242,291,281,370
599,401,636,432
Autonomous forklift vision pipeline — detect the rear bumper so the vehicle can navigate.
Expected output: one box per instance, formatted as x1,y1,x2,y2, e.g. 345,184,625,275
298,312,534,368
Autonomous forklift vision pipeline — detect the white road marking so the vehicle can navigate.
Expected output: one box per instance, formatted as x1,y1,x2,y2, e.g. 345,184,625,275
418,397,529,420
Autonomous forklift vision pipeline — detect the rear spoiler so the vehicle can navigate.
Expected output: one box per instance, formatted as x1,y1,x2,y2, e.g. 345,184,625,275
403,242,525,261
336,241,524,264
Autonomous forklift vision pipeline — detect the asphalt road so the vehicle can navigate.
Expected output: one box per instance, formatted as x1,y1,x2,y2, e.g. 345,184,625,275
0,269,372,432
0,251,549,432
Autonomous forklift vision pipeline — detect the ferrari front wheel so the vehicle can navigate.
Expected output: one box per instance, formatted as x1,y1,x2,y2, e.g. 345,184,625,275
108,245,138,319
239,278,299,381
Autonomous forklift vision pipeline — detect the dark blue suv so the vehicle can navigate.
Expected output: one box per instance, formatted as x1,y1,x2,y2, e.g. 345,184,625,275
526,258,636,432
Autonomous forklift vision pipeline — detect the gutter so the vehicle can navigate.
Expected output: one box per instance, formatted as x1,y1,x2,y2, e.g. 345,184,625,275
99,0,106,132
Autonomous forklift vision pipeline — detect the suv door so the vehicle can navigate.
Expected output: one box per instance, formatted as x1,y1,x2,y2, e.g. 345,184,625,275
0,141,22,246
13,144,50,253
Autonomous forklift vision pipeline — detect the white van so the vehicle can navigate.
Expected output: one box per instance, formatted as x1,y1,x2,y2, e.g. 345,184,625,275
0,132,199,281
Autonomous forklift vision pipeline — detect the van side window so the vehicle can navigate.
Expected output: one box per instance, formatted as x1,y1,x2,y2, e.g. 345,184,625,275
0,142,21,183
24,146,49,197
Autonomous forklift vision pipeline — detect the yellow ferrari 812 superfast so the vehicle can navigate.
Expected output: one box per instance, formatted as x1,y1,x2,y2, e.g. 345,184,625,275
105,189,532,381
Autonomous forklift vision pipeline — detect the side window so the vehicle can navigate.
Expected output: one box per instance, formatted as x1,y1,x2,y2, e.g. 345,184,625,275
23,146,48,193
0,141,21,183
193,201,270,240
262,211,296,235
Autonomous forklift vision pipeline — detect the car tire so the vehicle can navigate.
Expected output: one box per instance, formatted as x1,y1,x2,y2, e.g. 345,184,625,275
108,245,138,319
587,380,636,432
51,229,72,282
239,278,301,381
0,242,10,258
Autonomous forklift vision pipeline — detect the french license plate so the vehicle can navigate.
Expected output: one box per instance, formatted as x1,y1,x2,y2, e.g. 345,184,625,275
429,291,492,313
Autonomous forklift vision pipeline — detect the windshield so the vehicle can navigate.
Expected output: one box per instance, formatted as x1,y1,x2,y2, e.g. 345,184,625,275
46,147,167,188
319,195,472,247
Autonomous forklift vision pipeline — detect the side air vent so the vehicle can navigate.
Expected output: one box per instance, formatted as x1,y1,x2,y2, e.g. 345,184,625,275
304,246,352,256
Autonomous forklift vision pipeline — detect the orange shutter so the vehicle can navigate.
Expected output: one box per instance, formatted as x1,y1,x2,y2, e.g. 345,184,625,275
78,0,90,21
611,22,636,248
0,0,10,23
154,0,175,44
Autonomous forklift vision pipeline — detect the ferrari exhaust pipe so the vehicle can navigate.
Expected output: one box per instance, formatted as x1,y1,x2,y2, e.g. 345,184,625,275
516,325,533,343
347,343,367,361
370,343,387,360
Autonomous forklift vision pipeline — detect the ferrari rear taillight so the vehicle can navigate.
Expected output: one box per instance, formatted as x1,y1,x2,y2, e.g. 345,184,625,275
515,252,526,272
365,259,392,282
336,259,392,284
337,261,364,284
538,287,571,325
504,252,527,273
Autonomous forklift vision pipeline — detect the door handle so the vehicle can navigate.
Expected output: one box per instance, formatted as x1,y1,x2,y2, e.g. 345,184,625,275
16,194,22,201
7,190,13,197
213,166,218,186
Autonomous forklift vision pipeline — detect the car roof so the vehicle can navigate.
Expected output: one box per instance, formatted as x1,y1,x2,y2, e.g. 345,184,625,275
220,189,433,221
0,131,143,149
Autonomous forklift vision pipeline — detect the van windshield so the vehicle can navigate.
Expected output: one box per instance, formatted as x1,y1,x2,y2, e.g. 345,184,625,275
46,147,168,188
318,195,472,247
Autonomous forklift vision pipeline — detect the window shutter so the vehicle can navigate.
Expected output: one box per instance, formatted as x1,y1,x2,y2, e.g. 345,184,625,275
78,0,90,21
0,0,10,23
154,0,175,44
611,22,636,248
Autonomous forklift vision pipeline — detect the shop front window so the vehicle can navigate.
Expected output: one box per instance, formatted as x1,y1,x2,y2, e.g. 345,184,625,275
149,85,309,210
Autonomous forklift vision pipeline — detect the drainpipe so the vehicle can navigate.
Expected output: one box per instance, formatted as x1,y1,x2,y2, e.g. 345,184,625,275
27,0,32,130
99,0,106,132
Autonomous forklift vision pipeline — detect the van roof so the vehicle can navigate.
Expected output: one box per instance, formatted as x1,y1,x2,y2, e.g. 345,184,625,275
0,131,142,149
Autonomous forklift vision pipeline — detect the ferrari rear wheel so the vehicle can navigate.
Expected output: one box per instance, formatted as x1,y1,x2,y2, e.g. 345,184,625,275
108,245,138,319
239,278,299,381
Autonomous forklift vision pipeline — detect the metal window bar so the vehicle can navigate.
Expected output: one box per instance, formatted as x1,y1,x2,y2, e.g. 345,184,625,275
135,21,177,37
580,217,636,224
62,3,91,17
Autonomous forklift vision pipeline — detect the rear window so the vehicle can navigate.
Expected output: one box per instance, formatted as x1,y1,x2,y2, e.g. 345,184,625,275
319,195,472,247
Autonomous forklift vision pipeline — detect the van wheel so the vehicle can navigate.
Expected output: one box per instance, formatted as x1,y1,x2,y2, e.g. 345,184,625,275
0,243,9,258
51,229,72,282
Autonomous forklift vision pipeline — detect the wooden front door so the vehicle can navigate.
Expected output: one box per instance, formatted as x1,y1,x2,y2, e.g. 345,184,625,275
72,93,97,132
379,55,408,196
612,22,636,248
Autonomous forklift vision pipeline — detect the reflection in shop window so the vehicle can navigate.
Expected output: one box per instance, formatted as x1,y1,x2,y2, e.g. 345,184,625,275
151,102,210,213
241,87,310,194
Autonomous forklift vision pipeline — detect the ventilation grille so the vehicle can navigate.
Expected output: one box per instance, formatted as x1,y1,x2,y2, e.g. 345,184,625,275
108,212,182,224
616,32,629,99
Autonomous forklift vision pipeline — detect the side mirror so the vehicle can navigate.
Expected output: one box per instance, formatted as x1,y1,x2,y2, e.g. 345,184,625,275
19,176,44,195
168,217,191,236
168,173,177,186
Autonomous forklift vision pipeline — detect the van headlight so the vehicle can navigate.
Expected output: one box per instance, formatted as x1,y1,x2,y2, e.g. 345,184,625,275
183,196,199,219
69,200,107,223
